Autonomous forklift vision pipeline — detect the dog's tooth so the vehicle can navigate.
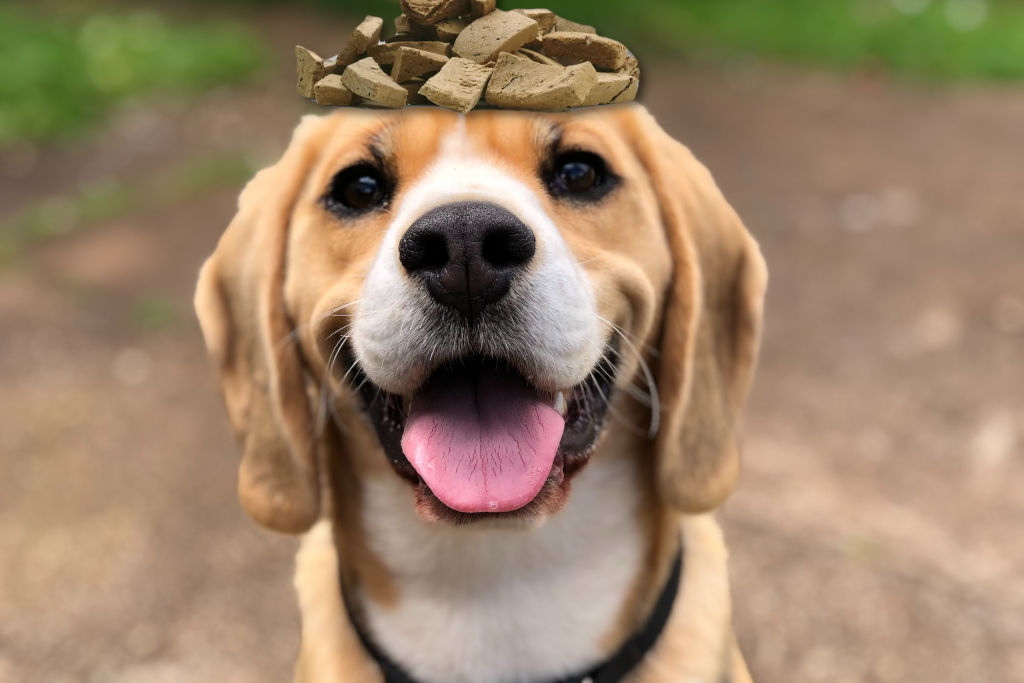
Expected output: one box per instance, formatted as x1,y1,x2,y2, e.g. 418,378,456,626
553,391,567,417
403,395,413,414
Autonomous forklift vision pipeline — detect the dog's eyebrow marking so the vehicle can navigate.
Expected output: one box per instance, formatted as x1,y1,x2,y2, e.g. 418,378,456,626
369,120,397,164
539,122,564,157
368,122,400,184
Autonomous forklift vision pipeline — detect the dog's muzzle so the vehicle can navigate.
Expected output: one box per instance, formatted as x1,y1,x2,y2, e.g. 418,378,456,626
341,200,614,519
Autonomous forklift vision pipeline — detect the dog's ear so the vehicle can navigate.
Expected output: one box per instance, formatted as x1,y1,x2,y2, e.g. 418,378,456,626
624,108,767,513
194,116,328,534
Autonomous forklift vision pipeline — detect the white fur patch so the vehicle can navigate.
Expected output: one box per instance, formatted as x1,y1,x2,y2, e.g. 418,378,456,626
355,455,646,683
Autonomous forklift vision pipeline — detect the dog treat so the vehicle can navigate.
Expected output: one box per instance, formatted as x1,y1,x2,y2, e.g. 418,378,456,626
581,72,637,107
485,52,596,110
470,0,496,17
541,32,628,71
400,0,471,25
420,58,493,113
400,78,430,105
341,57,409,108
512,9,556,34
295,3,640,112
369,40,451,66
313,74,355,105
338,16,385,67
516,47,561,67
553,16,596,34
296,46,327,98
395,14,435,38
392,46,450,83
453,10,540,64
435,18,468,42
619,53,641,80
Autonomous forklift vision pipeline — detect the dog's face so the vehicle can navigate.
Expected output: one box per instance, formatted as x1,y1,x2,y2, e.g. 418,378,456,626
195,105,766,533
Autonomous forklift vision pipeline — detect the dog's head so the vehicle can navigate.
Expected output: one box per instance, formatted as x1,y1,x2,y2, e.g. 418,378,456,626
195,105,766,533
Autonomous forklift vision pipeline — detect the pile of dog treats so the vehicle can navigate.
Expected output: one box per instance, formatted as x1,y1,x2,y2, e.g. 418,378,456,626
296,0,640,113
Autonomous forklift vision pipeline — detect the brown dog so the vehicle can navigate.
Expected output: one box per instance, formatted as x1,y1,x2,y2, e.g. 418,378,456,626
195,104,766,683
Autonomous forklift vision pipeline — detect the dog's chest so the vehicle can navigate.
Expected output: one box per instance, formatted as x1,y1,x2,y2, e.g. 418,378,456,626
354,455,647,683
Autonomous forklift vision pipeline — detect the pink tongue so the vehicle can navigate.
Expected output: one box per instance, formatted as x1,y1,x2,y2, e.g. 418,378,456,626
401,367,565,513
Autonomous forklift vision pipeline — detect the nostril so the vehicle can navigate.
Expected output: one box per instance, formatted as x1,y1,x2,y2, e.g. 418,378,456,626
400,230,449,273
481,227,536,269
418,233,449,270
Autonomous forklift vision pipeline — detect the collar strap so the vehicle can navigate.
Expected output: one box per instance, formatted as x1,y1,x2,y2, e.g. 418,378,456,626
342,546,684,683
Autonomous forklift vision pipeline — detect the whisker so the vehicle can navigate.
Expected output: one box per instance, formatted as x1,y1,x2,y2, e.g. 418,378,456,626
595,315,660,439
277,299,362,352
588,370,647,438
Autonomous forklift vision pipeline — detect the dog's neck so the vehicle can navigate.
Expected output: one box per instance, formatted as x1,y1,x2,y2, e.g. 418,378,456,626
337,438,676,683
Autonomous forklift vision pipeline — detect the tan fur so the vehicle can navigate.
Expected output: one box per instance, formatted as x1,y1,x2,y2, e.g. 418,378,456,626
195,105,767,682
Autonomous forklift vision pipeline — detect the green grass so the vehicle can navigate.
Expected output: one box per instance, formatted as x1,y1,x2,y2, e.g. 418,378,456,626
0,152,259,266
0,5,269,146
262,0,1024,81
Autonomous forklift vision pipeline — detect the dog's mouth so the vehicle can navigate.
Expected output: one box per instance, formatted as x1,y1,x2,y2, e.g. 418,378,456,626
347,348,616,520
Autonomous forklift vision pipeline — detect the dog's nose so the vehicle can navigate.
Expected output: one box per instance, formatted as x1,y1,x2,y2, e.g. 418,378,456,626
398,201,536,320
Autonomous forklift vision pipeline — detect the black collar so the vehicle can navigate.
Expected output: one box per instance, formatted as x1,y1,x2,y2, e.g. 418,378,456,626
341,546,683,683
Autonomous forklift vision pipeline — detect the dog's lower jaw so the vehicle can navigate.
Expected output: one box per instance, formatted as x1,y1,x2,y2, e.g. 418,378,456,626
342,446,657,683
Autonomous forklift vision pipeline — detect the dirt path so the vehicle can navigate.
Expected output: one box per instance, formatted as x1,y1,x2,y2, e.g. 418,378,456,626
1,10,1021,683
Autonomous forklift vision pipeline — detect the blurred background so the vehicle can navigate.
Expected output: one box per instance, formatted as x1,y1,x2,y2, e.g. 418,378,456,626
1,1,1022,681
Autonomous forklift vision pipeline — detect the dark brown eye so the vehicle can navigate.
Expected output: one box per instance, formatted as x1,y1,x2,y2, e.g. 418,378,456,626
325,164,389,215
549,151,615,201
559,160,597,192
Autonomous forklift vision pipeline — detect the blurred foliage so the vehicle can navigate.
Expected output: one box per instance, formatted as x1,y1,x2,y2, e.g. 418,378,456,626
0,152,258,266
244,0,1024,80
0,5,268,146
132,295,179,331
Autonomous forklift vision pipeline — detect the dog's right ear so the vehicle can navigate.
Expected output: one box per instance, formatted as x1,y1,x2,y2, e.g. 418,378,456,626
622,108,768,514
194,116,327,534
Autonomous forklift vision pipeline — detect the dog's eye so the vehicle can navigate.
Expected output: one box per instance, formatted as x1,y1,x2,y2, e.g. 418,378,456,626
325,164,389,215
559,159,596,192
549,152,614,200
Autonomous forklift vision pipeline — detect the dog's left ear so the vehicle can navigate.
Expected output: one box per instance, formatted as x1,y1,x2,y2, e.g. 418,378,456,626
194,116,328,534
623,108,768,513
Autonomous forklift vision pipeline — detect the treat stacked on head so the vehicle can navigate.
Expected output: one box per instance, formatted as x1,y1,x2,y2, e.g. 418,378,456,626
296,1,640,112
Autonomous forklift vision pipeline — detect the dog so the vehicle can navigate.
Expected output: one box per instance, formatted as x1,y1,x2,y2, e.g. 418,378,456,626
195,104,766,683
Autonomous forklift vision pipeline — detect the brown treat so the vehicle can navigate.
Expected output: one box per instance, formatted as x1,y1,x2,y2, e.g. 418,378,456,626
341,57,409,108
399,78,430,105
552,16,596,34
369,40,451,66
453,10,540,64
512,9,555,34
485,52,597,111
338,15,385,66
353,97,393,109
400,0,471,26
619,53,641,79
470,0,496,17
395,14,435,38
542,32,628,71
435,18,468,42
296,46,326,98
313,74,354,105
581,72,637,106
420,57,492,113
516,47,561,67
392,46,450,82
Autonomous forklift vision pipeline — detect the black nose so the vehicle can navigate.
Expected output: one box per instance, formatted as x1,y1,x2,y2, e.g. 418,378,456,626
398,201,536,321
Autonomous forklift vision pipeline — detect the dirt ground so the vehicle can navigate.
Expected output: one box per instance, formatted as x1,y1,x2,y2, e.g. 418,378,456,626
1,8,1022,683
